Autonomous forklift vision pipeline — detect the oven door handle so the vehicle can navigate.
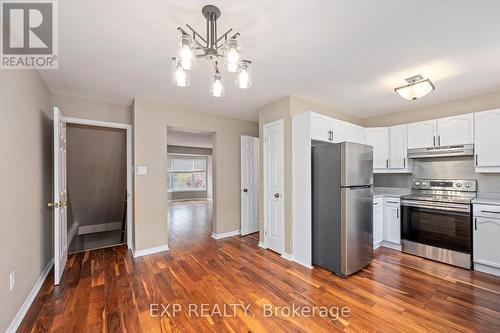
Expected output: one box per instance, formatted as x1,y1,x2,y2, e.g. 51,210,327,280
401,200,471,213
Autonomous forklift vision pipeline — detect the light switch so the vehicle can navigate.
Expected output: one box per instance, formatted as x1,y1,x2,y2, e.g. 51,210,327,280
136,166,148,175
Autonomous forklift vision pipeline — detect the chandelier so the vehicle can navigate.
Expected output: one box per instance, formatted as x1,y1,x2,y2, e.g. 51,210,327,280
172,5,253,97
394,75,435,101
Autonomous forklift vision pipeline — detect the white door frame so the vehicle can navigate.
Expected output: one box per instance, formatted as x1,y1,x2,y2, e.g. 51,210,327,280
263,119,285,253
63,117,133,250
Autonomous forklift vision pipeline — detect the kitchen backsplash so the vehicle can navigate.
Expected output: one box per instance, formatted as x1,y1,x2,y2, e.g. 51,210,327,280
374,156,500,192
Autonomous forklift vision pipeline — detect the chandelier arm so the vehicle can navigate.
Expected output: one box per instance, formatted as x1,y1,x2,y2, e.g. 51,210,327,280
216,28,233,44
185,24,207,45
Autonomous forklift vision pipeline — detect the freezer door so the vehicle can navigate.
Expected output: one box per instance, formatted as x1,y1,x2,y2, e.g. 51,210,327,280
341,186,373,276
341,142,373,187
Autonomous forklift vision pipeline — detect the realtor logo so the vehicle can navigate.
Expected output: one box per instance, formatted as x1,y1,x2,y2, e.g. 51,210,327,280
1,0,58,69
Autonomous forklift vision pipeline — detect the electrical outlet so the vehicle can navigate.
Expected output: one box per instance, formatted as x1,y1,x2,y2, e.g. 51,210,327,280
9,271,15,291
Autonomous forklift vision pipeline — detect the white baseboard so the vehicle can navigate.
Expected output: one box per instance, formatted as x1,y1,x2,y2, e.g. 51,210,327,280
6,258,54,333
292,258,313,269
133,244,169,258
281,252,294,261
78,221,122,235
374,240,383,250
381,242,402,251
258,241,267,249
474,263,500,277
211,230,240,240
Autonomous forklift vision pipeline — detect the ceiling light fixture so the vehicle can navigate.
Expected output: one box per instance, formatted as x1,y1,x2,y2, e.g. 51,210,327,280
394,75,435,100
172,5,253,96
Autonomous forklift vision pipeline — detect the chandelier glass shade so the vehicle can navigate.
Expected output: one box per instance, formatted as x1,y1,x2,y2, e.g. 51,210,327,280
236,61,252,89
171,58,189,87
172,5,252,96
210,72,225,97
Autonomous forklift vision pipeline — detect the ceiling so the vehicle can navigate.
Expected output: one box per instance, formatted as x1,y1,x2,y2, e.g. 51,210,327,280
167,128,213,148
39,0,500,121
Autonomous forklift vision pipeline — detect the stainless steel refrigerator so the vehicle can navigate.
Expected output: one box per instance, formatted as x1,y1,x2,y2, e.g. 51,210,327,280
312,141,373,276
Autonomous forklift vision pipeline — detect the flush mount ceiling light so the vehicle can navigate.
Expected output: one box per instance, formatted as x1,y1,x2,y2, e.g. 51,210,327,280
172,5,253,97
394,75,435,101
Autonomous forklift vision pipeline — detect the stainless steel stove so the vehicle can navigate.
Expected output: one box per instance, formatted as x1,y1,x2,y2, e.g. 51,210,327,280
400,179,477,269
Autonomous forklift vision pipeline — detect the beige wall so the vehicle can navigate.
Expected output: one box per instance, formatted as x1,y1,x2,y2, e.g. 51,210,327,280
66,124,126,228
52,93,132,124
133,99,258,251
363,90,500,127
290,95,364,125
258,95,362,254
0,70,52,332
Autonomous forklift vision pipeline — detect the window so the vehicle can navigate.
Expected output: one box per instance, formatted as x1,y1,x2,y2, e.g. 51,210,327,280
168,154,207,192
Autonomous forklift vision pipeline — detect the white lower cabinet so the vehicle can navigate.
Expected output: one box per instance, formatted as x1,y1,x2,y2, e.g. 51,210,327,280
373,198,384,249
383,198,401,246
373,196,401,250
473,204,500,277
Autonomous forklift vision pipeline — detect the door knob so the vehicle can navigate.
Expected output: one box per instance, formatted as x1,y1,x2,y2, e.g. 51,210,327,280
48,202,60,208
274,193,280,198
243,188,248,192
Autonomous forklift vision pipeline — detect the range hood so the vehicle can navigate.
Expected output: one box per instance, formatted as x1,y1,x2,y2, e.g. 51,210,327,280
408,144,474,159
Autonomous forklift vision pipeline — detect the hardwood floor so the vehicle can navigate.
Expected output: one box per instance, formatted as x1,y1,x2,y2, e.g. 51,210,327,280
19,200,500,332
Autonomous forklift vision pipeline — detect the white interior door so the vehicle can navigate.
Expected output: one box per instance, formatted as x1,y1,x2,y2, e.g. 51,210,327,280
240,135,260,236
264,120,284,254
53,107,68,285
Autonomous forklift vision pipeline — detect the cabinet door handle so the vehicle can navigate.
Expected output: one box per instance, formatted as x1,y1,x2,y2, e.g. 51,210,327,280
480,210,500,214
386,159,389,168
475,217,477,230
397,208,399,219
387,201,398,204
475,154,478,166
433,136,436,146
403,158,406,168
438,135,441,146
373,202,378,206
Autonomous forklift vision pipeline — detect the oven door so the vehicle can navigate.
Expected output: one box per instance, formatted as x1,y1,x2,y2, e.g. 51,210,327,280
401,200,471,254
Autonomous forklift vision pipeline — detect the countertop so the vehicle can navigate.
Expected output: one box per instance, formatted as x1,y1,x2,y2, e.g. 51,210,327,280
472,193,500,206
373,187,411,199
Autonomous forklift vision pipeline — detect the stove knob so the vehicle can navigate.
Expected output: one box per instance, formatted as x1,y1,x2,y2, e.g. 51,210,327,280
415,181,421,186
456,183,462,188
465,183,471,188
422,182,427,186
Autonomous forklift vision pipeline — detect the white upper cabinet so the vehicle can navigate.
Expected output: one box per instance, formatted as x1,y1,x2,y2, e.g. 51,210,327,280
366,128,389,169
309,112,361,144
310,113,331,142
407,120,437,149
346,123,366,144
475,109,500,172
330,118,347,143
437,114,474,146
389,125,408,169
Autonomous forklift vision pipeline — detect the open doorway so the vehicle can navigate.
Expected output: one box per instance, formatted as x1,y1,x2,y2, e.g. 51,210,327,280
66,123,128,253
167,127,215,248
